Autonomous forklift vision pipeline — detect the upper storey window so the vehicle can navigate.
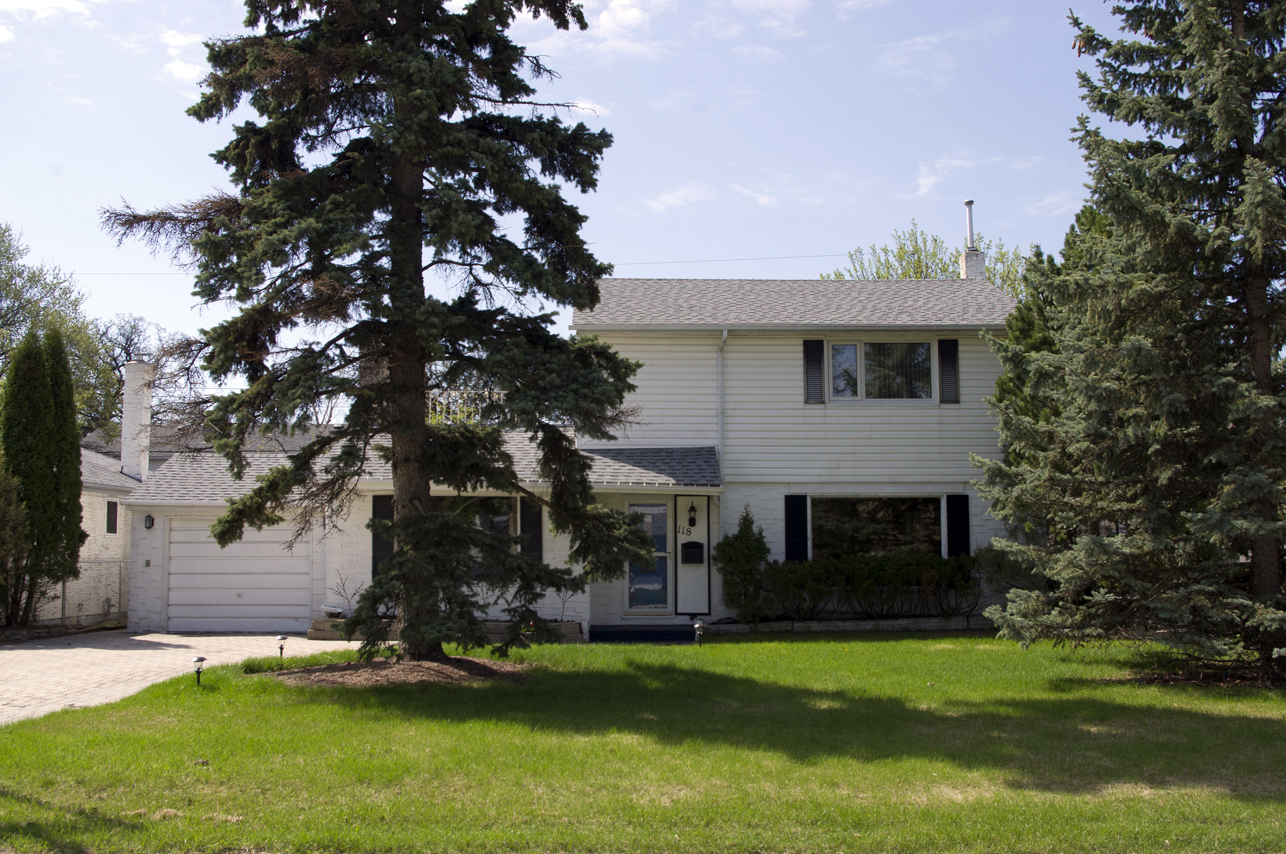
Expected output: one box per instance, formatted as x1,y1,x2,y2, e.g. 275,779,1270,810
830,342,932,400
804,338,958,404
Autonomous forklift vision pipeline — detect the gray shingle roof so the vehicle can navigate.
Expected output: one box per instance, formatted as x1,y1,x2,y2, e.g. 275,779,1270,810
125,437,721,505
82,425,319,463
80,447,139,492
572,278,1016,330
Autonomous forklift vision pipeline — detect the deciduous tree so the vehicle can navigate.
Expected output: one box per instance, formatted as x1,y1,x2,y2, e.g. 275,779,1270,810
823,219,1030,296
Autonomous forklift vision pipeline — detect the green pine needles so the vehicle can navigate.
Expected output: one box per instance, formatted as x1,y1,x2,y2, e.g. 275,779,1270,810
0,328,86,626
978,1,1286,679
103,0,653,660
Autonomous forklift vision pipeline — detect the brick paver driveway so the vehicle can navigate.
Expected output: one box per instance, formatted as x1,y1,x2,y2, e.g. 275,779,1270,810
0,630,359,725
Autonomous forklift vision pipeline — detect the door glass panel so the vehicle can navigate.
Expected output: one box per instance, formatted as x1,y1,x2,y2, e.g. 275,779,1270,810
628,503,669,611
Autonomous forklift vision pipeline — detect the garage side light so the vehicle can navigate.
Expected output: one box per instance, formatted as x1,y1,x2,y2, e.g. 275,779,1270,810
143,515,155,529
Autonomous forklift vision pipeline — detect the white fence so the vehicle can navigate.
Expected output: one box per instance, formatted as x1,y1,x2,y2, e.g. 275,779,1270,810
33,560,128,628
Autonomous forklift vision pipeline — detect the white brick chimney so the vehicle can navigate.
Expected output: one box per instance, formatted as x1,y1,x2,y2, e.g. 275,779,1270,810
120,361,156,481
960,199,986,279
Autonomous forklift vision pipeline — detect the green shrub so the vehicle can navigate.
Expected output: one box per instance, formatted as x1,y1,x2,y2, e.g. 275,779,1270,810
713,506,770,624
760,553,980,622
761,559,841,621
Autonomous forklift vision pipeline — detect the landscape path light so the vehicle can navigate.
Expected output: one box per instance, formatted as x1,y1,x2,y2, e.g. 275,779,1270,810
191,656,206,686
694,621,704,647
276,635,288,659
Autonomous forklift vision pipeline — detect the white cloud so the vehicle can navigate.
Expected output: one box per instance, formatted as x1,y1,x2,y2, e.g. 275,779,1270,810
643,182,716,212
0,0,100,17
160,29,204,48
872,18,1009,93
0,22,13,41
731,44,782,61
731,183,777,206
570,99,610,117
838,0,893,13
725,0,809,36
531,0,673,59
874,33,956,91
164,58,204,84
909,155,974,197
1023,193,1081,218
1009,155,1046,171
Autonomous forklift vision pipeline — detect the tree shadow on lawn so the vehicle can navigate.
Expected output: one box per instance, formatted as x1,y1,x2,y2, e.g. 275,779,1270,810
307,660,1286,801
0,782,145,853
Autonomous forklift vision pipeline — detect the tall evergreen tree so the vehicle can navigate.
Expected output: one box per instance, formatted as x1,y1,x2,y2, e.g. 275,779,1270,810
104,0,652,659
978,2,1286,676
0,331,55,625
0,467,30,627
44,326,87,587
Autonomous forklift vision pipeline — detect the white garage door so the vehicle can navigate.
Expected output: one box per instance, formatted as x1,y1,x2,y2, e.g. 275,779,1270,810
167,518,312,632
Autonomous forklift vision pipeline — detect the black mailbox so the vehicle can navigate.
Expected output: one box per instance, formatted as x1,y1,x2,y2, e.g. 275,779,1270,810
681,541,704,565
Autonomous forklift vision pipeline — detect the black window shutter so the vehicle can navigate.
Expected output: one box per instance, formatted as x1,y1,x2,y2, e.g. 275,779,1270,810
106,500,118,535
372,494,394,578
946,494,970,557
519,497,543,559
803,340,824,403
939,339,959,404
784,494,809,561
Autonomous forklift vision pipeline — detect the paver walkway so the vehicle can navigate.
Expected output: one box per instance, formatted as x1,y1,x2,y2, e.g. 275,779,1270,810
0,630,359,725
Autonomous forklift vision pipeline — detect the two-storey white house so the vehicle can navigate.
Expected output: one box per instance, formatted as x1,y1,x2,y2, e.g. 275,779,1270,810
570,266,1016,637
123,261,1015,639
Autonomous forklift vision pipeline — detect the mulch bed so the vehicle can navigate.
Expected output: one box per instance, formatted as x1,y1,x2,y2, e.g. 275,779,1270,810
274,656,525,688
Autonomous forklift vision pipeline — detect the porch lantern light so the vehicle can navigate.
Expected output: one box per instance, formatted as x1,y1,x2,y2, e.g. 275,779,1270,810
191,656,206,686
688,502,697,527
143,515,155,529
694,622,703,647
276,635,288,659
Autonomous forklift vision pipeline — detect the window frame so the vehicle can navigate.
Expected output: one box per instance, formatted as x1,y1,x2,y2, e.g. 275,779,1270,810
825,338,939,405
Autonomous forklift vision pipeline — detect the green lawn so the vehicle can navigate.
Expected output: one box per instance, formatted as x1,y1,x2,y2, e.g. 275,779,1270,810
1,633,1283,853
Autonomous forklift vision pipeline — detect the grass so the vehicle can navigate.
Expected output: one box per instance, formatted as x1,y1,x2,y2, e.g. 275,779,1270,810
0,632,1283,853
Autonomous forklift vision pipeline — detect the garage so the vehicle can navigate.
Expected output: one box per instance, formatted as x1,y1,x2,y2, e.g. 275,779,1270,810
166,518,312,632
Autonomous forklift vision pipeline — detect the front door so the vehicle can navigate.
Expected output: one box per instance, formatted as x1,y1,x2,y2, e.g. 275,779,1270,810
626,502,671,614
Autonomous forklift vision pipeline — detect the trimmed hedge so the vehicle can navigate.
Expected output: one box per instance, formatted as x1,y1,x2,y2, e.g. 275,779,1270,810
748,554,980,622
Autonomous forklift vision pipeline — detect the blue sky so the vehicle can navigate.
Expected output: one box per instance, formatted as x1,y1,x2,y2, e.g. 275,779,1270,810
0,0,1120,337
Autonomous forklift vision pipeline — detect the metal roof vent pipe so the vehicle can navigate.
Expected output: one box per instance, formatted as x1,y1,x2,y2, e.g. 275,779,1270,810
960,199,986,279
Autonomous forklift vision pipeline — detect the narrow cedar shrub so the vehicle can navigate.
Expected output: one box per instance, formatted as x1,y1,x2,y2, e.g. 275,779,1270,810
712,506,771,624
758,554,980,622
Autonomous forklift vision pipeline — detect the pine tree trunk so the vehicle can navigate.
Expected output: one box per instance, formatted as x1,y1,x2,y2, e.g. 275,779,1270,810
1248,271,1282,600
387,0,445,662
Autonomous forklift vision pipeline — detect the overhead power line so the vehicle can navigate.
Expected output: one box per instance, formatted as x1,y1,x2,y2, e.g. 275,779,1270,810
76,251,853,276
613,252,850,266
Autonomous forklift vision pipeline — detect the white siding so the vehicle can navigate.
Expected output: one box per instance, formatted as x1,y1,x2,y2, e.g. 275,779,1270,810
588,331,1004,485
578,333,720,449
721,332,1002,484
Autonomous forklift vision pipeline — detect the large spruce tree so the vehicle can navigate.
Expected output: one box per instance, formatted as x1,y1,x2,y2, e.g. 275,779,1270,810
104,0,652,659
978,1,1286,676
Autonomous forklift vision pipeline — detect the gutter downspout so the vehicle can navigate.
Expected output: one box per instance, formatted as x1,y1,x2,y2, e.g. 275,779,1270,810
717,329,728,465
